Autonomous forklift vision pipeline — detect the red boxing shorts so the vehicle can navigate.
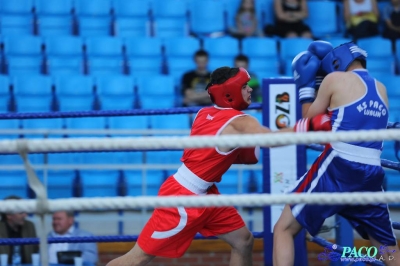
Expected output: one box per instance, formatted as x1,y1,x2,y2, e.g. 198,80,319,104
137,175,245,258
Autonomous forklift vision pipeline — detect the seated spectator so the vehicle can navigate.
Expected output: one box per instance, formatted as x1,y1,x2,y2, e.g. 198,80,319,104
48,211,98,265
181,50,212,107
343,0,379,40
264,0,312,38
382,0,400,47
229,0,263,38
234,54,261,102
0,195,38,264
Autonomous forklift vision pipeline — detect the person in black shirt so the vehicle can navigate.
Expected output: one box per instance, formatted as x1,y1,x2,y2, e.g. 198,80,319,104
181,50,212,107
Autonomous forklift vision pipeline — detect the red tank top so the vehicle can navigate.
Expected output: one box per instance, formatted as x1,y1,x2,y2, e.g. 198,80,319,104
181,106,247,183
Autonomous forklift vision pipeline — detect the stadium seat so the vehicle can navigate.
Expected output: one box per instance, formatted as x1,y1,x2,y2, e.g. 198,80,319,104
13,75,53,112
65,117,106,138
75,0,112,36
21,118,64,139
357,37,395,74
152,0,189,37
47,153,77,165
279,38,313,75
0,119,20,139
3,36,44,75
85,37,125,75
96,75,135,110
243,170,262,193
47,170,76,199
208,57,235,72
145,150,183,164
0,0,34,35
127,57,163,76
81,170,120,197
218,170,239,194
125,170,165,196
305,1,338,38
163,37,201,57
378,75,400,97
136,75,176,108
203,37,240,58
0,154,23,165
45,36,84,75
166,57,196,81
108,116,149,134
0,76,11,112
0,171,28,199
125,38,163,75
55,75,95,111
35,0,73,36
112,0,151,37
149,114,191,131
189,0,225,36
327,38,352,48
106,152,144,164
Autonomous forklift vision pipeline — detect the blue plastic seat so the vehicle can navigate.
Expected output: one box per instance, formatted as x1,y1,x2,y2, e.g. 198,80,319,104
0,119,20,139
0,15,34,35
145,151,183,164
106,152,144,164
0,76,11,112
74,0,111,16
152,0,189,37
85,37,125,75
35,0,73,15
249,58,281,78
189,0,225,36
1,0,33,13
242,38,278,58
112,0,151,17
95,75,135,110
280,38,313,75
218,170,239,194
0,171,28,199
36,16,74,36
208,57,235,72
65,117,106,138
149,114,191,130
4,36,44,75
203,37,240,58
77,17,112,37
0,154,23,165
358,37,395,75
128,58,163,76
378,75,400,97
47,153,76,164
163,37,201,57
108,116,149,131
21,118,64,139
45,36,84,75
125,170,165,196
327,38,353,48
304,1,338,37
81,170,120,197
55,75,95,111
125,37,163,57
140,96,175,109
47,170,76,199
13,75,53,112
166,57,195,80
137,75,176,97
114,17,150,37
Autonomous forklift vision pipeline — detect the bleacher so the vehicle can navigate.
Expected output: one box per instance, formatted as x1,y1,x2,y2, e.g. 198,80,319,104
0,0,399,203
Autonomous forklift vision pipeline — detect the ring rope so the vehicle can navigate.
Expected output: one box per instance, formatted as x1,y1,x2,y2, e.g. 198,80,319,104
3,192,400,213
0,129,400,154
0,104,262,119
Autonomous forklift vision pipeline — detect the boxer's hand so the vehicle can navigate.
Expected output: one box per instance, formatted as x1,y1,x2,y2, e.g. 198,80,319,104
294,114,331,132
292,51,320,104
308,41,333,90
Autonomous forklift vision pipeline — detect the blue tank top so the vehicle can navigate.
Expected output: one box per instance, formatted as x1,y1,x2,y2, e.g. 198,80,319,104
329,69,388,150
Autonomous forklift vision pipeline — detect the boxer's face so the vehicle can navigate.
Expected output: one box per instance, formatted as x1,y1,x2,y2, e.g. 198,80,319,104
241,83,252,104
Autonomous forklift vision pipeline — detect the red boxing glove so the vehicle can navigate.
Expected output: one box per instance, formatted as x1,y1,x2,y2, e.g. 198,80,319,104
294,114,331,132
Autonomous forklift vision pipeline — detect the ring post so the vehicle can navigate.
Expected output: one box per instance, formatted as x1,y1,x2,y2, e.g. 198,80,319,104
262,78,308,265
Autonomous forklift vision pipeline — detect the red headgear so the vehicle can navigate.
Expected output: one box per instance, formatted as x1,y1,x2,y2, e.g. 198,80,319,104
207,67,251,110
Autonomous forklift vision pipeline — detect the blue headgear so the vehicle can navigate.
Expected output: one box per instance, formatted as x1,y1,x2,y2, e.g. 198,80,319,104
321,42,367,74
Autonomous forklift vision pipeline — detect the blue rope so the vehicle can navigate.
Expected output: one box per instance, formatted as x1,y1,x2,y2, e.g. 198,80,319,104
309,236,385,266
0,104,263,120
0,232,264,245
392,222,400,230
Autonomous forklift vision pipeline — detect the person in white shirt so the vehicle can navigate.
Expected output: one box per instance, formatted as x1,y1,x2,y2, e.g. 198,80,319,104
48,211,98,264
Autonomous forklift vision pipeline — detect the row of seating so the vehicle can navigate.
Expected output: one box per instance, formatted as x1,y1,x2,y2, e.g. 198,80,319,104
1,35,399,77
0,167,263,199
0,0,342,38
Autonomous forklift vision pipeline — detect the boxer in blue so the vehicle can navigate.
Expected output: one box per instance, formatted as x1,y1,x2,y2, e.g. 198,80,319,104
273,41,400,266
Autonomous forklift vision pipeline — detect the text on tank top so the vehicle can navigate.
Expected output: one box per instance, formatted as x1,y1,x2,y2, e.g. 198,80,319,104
329,70,388,150
181,106,247,183
349,0,373,15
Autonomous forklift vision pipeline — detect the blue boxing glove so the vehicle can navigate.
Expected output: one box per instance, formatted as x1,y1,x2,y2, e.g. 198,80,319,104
308,41,333,89
292,51,321,104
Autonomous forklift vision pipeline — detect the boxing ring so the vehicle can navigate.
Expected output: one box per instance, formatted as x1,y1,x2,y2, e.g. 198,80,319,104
0,78,399,266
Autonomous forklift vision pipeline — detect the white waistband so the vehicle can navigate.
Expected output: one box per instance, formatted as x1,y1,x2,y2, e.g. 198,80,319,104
173,164,214,195
331,142,381,166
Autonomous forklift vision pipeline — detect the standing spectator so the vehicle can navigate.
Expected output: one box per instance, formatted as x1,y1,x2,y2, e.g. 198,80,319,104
234,55,261,102
382,0,400,48
0,195,38,264
48,211,98,265
343,0,379,40
265,0,312,38
181,50,212,107
229,0,263,38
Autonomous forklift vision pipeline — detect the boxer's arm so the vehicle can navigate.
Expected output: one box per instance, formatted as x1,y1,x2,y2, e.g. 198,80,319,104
303,73,334,118
233,146,260,164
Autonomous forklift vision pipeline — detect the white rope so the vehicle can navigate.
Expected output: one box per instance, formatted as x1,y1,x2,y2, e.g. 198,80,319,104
0,128,399,153
2,192,400,213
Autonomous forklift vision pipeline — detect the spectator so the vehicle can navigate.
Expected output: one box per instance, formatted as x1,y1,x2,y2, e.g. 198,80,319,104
181,50,212,107
234,54,261,102
382,0,400,48
229,0,263,38
264,0,312,38
48,211,98,265
0,195,38,264
343,0,379,40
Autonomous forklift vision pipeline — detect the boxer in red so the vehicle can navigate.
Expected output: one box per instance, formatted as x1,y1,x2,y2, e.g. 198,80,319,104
107,67,331,266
